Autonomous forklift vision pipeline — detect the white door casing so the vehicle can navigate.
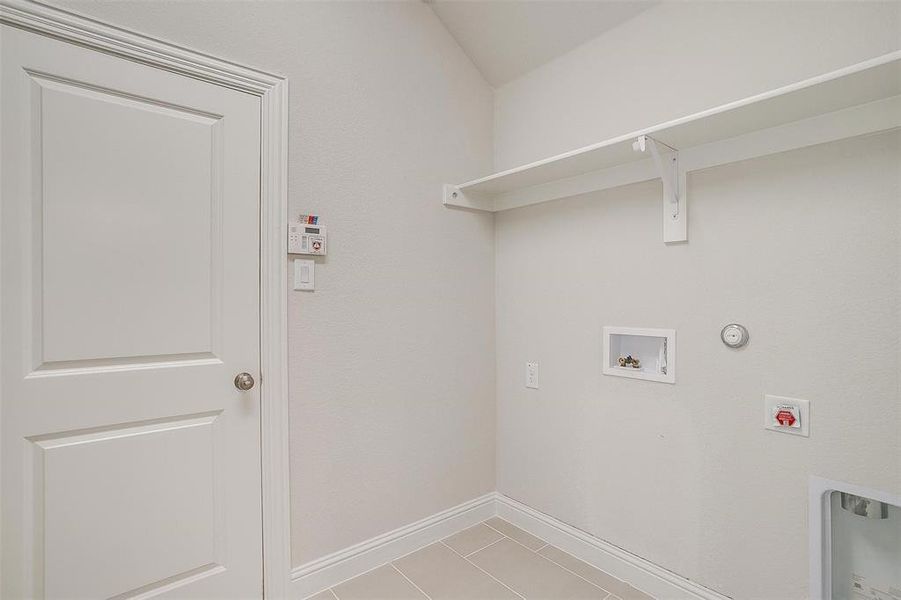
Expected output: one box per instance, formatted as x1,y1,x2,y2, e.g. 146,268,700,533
0,6,290,596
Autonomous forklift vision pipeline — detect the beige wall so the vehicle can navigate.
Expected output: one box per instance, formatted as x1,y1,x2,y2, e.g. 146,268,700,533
33,2,901,596
494,1,901,169
493,2,901,598
54,0,497,567
496,132,901,599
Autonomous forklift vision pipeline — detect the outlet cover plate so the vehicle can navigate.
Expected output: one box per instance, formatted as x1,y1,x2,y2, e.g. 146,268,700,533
526,362,539,389
764,394,810,437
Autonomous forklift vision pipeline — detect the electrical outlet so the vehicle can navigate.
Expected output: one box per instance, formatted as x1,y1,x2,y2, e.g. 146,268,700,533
526,362,539,389
764,394,810,437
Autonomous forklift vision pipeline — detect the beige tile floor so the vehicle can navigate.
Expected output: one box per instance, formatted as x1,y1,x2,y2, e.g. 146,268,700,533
305,518,655,600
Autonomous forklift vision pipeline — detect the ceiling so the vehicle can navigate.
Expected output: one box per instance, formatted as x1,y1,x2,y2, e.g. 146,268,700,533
427,0,656,87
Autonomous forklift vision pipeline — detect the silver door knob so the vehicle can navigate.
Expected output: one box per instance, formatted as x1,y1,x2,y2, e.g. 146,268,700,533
234,372,255,391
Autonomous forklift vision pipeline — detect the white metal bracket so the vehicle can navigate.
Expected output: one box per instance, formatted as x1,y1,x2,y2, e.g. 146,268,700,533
633,135,687,242
443,184,493,211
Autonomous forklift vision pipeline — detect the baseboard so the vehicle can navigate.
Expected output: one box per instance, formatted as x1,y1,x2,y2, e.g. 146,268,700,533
289,493,496,598
289,492,730,600
495,494,731,600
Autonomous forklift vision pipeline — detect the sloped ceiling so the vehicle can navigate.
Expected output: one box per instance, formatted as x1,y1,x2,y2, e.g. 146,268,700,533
427,0,656,87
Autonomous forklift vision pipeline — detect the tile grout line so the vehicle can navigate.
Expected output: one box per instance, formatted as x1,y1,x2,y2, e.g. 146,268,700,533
320,560,405,599
327,528,464,595
305,587,340,600
494,520,653,600
481,521,508,538
463,536,508,558
507,532,612,596
441,534,502,560
537,550,614,598
439,540,527,600
318,519,635,600
484,520,614,597
389,562,433,600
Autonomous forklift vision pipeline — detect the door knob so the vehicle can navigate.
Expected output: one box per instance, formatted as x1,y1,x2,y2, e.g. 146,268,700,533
234,372,255,391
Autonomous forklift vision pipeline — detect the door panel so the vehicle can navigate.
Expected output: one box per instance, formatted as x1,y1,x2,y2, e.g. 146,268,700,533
36,72,221,366
34,412,223,599
2,24,263,599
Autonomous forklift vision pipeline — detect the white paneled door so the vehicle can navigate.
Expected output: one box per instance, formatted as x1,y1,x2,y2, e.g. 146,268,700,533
1,25,264,599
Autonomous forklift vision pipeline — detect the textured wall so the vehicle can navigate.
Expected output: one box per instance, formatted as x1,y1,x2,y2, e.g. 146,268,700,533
54,0,497,567
33,2,901,596
495,132,901,598
493,3,901,597
494,1,901,170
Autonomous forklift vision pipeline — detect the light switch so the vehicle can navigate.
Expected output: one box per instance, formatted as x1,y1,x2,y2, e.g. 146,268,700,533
294,259,314,291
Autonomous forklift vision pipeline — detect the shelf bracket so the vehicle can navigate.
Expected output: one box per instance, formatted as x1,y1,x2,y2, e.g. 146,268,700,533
443,184,494,211
633,135,687,243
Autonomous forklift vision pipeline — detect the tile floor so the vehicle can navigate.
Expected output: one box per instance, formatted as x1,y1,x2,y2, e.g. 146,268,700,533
306,517,655,600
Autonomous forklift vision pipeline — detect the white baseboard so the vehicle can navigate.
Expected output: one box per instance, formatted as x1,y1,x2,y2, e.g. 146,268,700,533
290,493,496,598
495,494,730,600
289,492,730,600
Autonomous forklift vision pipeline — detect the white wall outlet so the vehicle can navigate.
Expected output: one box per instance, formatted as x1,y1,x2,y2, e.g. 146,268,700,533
293,259,315,291
525,362,539,389
764,394,810,437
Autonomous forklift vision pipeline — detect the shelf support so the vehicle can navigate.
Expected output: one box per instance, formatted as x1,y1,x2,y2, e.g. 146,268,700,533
633,135,687,243
443,184,494,211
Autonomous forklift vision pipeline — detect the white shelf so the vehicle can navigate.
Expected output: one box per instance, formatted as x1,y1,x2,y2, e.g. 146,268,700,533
444,52,901,241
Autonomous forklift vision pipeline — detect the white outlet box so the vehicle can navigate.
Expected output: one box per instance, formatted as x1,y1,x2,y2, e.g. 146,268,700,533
764,394,810,437
526,362,539,389
602,326,675,384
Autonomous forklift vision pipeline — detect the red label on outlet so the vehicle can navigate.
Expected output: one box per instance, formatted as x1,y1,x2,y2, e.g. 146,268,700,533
775,410,796,427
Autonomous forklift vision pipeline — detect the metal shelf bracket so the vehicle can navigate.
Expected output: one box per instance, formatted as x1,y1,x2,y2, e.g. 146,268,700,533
633,135,687,242
443,184,493,211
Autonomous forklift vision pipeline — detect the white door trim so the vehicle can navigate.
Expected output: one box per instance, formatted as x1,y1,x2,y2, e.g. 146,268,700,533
0,1,291,596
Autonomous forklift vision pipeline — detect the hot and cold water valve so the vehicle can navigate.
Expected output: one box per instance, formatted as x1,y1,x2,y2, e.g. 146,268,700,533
602,327,676,384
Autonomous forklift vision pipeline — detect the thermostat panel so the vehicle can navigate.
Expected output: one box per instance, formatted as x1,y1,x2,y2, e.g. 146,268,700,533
288,223,327,256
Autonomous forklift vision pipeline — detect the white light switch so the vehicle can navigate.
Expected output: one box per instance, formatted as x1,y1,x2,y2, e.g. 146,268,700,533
293,259,314,291
764,394,810,437
526,362,539,389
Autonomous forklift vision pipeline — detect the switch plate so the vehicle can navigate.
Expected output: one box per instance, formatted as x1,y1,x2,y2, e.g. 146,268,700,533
293,259,315,291
764,394,810,437
526,362,539,389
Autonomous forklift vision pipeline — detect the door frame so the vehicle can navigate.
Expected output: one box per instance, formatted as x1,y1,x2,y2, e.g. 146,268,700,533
0,1,292,596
